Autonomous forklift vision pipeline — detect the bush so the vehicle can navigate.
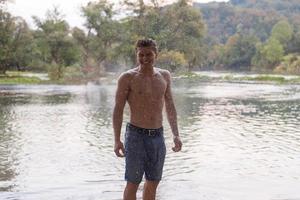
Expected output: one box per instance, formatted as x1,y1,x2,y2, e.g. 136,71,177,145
156,50,187,72
47,62,64,81
274,54,300,75
63,65,86,83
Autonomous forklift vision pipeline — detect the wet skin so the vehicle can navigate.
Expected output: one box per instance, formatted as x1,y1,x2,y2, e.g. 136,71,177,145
113,46,182,200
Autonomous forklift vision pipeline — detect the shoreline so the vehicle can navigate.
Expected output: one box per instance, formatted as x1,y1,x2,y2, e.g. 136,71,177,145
174,72,300,85
1,71,300,85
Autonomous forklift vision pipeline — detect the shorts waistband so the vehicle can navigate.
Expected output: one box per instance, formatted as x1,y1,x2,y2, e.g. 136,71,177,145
127,123,163,136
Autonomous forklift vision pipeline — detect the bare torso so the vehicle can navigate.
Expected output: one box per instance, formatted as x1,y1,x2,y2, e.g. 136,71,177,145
113,44,182,158
126,67,168,129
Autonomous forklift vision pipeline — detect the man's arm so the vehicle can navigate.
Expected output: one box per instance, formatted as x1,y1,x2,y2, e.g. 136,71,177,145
113,72,131,157
164,71,182,152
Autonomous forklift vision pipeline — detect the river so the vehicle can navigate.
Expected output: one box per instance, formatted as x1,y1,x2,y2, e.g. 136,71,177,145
0,78,300,200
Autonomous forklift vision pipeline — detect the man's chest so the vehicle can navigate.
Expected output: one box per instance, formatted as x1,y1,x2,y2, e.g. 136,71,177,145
130,76,167,99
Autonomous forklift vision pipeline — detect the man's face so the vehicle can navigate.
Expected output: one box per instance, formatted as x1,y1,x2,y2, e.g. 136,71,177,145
136,47,157,67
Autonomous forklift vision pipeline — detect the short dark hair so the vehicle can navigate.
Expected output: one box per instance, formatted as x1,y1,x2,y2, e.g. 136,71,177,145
135,38,158,53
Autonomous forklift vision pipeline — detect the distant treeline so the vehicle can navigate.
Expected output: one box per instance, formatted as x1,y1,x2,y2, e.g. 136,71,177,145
0,0,300,81
196,0,300,74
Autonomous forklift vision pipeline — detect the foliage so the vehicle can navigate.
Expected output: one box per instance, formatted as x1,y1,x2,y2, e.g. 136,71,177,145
0,7,37,74
224,34,258,70
62,65,86,84
251,37,284,71
288,31,300,53
250,20,294,72
121,0,205,70
72,27,89,69
205,33,258,70
274,54,300,75
198,3,287,45
10,18,37,70
206,45,222,70
81,0,121,73
176,71,300,84
242,75,285,83
163,0,205,70
0,9,14,74
229,0,300,14
156,50,187,72
1,0,300,81
271,20,293,48
33,7,80,80
0,74,42,84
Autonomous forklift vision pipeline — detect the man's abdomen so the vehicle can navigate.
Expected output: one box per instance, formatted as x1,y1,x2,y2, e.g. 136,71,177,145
129,105,163,129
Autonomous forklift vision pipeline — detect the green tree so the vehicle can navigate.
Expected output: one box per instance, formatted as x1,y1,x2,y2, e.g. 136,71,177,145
206,44,227,70
163,0,205,70
113,19,137,68
72,27,90,72
252,37,284,71
9,18,36,70
117,0,165,66
0,6,14,74
250,20,291,71
81,0,121,73
271,20,293,48
120,0,205,71
33,6,79,80
1,2,37,74
156,50,187,72
288,30,300,53
222,33,258,70
123,0,165,38
274,54,300,75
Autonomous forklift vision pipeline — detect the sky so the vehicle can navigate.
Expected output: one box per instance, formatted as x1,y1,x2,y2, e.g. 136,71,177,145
7,0,229,29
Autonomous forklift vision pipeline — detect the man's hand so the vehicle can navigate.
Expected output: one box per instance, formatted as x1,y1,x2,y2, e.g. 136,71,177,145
172,136,182,152
114,141,125,157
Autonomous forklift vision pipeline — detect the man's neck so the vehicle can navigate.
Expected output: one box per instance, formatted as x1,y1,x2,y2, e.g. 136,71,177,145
138,65,155,76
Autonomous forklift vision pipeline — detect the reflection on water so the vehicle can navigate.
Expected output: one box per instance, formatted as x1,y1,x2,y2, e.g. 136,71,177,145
0,82,300,200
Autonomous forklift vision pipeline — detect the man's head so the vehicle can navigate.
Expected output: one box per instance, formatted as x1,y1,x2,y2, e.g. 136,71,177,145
135,38,158,54
135,39,158,67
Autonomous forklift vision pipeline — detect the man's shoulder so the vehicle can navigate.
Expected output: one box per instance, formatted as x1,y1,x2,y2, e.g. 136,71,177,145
155,68,171,80
118,68,138,81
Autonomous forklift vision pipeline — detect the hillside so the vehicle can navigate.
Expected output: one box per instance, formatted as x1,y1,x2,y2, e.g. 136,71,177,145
194,0,300,44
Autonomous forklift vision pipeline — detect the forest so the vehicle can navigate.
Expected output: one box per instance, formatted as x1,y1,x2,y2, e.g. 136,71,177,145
1,0,300,82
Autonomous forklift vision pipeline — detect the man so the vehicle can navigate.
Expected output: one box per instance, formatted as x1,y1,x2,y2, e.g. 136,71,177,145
113,38,182,200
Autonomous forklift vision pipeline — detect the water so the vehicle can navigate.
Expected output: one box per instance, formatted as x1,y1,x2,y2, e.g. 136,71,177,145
0,81,300,200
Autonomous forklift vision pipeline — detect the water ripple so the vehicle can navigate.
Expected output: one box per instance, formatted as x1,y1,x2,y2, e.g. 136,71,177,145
1,83,300,199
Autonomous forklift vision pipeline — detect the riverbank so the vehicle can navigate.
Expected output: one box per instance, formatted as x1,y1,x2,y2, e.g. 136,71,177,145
1,71,300,85
175,72,300,84
0,71,49,84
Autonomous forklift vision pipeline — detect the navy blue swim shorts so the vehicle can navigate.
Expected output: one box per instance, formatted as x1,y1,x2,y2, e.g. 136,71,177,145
124,123,166,184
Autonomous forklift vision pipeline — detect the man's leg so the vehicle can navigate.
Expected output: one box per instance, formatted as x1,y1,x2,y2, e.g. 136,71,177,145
142,180,159,200
124,182,139,200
